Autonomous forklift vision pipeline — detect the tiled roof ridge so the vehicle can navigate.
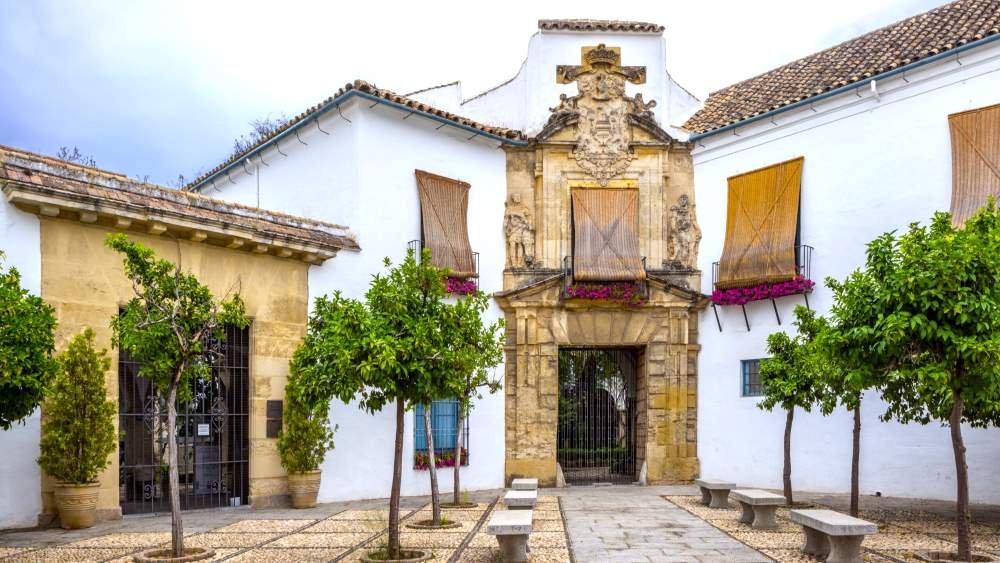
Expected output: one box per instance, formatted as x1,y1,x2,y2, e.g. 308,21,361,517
537,19,665,33
185,79,526,191
0,145,354,238
684,0,1000,134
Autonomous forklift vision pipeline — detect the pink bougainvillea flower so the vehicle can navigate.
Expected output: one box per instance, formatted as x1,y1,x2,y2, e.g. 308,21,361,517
711,276,815,306
564,282,646,306
445,277,477,295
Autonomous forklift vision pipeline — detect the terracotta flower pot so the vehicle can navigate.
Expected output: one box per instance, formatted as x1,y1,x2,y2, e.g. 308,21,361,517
287,470,321,509
54,482,100,529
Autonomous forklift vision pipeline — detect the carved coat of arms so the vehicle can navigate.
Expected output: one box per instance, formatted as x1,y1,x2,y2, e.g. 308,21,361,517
551,44,654,185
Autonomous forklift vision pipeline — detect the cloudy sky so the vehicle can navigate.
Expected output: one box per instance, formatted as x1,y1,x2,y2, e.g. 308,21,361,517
1,0,943,186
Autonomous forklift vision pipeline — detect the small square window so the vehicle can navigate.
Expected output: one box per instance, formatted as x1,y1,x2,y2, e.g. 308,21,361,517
741,359,764,397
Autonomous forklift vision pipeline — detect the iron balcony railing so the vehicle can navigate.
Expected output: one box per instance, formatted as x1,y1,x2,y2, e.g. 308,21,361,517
709,244,814,331
407,240,479,289
711,244,813,291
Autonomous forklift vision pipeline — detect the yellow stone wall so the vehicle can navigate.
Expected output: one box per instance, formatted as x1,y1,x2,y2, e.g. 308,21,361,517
499,115,703,487
38,218,308,519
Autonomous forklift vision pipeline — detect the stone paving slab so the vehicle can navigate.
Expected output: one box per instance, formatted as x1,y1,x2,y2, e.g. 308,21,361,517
556,485,770,562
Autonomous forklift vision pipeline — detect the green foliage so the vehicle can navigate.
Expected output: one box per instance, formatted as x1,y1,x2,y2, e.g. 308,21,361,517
854,206,1000,427
758,306,825,414
293,249,481,413
445,287,504,413
37,328,117,484
818,267,889,414
106,234,249,402
278,369,336,474
0,252,58,429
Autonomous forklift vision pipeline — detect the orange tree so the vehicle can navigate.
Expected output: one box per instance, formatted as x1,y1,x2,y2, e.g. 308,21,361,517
854,206,1000,560
0,252,58,430
758,306,825,506
107,235,248,558
292,249,479,560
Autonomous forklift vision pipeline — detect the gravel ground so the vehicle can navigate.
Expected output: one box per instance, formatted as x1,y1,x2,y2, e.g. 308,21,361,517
0,492,571,562
665,493,1000,561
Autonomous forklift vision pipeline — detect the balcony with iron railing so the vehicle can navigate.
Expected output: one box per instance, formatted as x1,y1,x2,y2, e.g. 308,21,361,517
709,245,814,331
408,239,480,294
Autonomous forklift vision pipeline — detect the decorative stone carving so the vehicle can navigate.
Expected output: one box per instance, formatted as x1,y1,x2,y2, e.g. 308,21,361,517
667,194,701,269
505,198,535,269
551,44,651,186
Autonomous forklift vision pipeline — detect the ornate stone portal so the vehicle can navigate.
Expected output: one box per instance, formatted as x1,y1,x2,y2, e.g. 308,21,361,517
498,45,705,487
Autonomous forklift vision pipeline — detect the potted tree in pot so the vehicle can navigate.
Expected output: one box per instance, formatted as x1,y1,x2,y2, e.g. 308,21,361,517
277,369,336,509
37,328,117,529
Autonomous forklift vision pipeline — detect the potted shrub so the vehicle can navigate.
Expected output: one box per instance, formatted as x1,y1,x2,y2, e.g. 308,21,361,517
277,371,335,509
37,328,117,529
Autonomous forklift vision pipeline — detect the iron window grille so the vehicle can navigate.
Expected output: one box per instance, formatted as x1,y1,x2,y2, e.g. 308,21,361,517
742,359,764,397
413,399,469,469
118,323,250,515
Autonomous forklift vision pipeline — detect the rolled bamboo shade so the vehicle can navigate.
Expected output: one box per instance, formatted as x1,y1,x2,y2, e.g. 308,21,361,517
572,188,645,281
718,157,803,289
415,170,476,278
949,104,1000,227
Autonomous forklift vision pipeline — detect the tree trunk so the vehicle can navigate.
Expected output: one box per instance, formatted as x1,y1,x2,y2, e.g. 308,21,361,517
453,404,464,505
783,407,794,506
166,382,185,557
423,405,441,524
851,402,861,517
387,398,404,559
950,389,972,560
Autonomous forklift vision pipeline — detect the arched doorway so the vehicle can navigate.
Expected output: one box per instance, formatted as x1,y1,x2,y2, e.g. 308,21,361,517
557,348,638,485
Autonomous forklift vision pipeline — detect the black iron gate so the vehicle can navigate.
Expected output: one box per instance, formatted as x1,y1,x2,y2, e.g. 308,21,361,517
557,348,638,485
118,324,250,514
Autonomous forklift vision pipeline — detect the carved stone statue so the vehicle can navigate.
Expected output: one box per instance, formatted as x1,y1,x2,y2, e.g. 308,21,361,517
504,195,535,268
667,194,701,269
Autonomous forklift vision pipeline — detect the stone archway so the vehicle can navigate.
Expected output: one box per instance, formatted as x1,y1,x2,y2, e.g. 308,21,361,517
495,278,702,487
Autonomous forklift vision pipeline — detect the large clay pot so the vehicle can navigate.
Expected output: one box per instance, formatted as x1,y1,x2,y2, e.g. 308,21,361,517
54,482,100,529
287,470,321,509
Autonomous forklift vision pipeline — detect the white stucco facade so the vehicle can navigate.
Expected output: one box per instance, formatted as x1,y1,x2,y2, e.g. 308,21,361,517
413,28,700,136
0,194,44,529
202,98,510,502
693,38,1000,503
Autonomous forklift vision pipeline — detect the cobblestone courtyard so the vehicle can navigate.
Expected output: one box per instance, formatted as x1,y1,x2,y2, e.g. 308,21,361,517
2,486,1000,562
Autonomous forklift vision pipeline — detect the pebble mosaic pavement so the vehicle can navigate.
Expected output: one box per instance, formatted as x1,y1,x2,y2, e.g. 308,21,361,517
665,494,1000,562
0,497,571,562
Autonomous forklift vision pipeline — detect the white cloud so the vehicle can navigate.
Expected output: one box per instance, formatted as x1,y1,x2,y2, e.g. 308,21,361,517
0,0,946,184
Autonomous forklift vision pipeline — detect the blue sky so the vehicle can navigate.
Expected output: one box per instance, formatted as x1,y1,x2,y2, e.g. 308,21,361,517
0,0,943,186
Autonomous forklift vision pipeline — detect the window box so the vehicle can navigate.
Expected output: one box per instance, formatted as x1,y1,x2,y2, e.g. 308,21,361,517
711,276,815,306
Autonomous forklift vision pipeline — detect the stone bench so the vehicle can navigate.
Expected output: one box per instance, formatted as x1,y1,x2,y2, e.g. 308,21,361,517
790,509,878,563
511,478,538,491
504,489,537,510
487,509,533,562
694,479,736,509
731,489,785,529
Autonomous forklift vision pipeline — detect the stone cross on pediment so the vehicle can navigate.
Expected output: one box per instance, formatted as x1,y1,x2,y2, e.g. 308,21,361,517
549,45,655,186
555,44,647,86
